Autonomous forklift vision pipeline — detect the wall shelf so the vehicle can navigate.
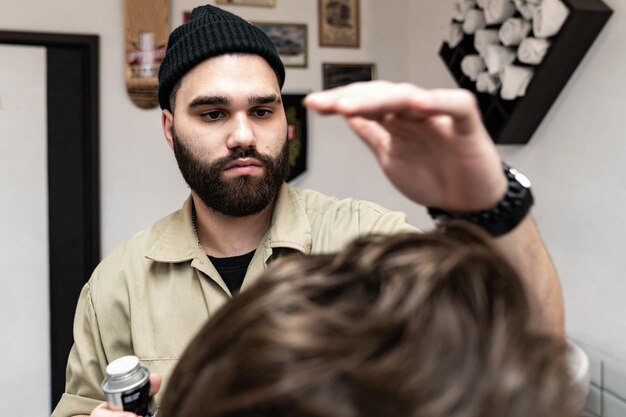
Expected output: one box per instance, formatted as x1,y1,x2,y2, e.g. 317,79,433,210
439,0,612,144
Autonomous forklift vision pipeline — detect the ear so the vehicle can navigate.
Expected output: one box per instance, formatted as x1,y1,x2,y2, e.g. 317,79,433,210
162,109,174,150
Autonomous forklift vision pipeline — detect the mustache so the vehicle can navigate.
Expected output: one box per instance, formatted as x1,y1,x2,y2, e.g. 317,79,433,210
215,148,272,169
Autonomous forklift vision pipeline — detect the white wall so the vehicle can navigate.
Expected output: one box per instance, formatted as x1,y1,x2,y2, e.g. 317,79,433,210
501,0,626,363
0,44,50,416
2,0,626,412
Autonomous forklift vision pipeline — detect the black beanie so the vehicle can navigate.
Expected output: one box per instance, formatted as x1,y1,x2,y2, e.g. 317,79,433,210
158,4,285,110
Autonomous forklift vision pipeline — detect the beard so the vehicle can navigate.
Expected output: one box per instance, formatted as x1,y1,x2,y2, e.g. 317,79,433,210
172,127,290,217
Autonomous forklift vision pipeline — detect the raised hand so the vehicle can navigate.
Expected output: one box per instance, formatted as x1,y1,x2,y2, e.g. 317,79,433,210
304,81,507,213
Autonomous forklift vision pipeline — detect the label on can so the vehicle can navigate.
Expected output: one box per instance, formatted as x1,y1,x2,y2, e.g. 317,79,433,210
121,382,152,415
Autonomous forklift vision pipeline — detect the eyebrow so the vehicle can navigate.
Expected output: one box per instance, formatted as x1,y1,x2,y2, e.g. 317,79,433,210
188,95,231,110
249,94,282,106
187,94,282,109
187,94,282,110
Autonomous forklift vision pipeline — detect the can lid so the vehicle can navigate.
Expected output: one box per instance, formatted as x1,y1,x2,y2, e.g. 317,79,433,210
106,355,140,377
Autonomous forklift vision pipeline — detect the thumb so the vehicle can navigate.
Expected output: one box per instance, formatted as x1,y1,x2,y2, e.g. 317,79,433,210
346,116,389,156
149,373,162,396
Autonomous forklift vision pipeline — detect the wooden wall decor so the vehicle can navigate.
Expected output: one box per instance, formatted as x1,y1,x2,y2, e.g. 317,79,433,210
440,0,612,144
125,0,169,109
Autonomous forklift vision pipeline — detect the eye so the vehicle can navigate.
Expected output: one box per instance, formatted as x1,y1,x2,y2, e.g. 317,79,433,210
201,110,225,121
251,108,272,118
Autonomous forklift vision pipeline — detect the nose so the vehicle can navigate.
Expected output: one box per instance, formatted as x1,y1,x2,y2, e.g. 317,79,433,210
226,113,256,150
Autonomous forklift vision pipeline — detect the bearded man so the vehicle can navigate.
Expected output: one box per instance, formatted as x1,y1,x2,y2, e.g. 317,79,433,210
53,5,564,417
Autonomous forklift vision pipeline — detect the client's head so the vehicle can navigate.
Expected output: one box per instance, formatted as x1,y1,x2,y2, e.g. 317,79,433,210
159,222,578,417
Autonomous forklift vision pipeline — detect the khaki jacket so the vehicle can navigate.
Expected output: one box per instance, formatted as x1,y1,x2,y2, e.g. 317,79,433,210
52,184,415,417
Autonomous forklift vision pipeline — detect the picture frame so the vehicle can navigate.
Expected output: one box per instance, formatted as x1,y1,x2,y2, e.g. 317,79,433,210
253,22,308,68
282,93,308,181
318,0,360,48
322,62,376,89
216,0,276,7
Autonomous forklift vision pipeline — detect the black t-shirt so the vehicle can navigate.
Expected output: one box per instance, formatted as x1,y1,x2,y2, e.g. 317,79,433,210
208,250,256,295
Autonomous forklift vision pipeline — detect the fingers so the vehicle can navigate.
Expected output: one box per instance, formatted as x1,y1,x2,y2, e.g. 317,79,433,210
149,373,162,396
304,81,427,117
91,402,137,417
346,116,390,155
304,81,483,136
422,88,483,136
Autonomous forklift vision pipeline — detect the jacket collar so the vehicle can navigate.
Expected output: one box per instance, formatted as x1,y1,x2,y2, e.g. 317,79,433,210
145,184,312,263
266,183,312,253
145,196,200,263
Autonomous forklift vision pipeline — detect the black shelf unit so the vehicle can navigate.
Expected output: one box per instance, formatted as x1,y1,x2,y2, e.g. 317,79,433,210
439,0,612,144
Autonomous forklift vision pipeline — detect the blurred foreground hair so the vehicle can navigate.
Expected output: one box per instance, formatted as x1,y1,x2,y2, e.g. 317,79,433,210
160,222,578,417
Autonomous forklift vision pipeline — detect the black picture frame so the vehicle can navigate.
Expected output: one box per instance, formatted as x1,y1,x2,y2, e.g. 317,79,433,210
282,93,308,181
253,22,308,68
0,31,100,411
322,62,376,89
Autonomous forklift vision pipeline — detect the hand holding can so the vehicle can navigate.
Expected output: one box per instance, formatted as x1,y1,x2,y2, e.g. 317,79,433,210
101,356,157,416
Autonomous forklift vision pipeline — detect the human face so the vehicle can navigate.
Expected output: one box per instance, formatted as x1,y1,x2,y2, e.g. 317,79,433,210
162,54,289,216
172,127,289,217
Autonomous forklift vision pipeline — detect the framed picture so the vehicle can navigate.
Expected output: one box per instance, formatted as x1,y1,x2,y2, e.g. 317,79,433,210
216,0,276,6
322,63,376,89
282,93,308,181
253,22,308,68
318,0,360,47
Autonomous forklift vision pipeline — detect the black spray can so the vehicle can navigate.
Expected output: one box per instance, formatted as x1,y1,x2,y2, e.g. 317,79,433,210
101,355,156,416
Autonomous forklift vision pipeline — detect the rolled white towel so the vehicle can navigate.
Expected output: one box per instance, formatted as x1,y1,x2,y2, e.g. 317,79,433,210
474,29,500,57
446,22,465,48
463,9,487,34
484,0,517,25
499,18,532,46
461,54,487,81
533,0,570,38
484,44,517,75
453,0,477,21
500,65,534,100
513,0,538,20
517,37,551,64
476,71,502,94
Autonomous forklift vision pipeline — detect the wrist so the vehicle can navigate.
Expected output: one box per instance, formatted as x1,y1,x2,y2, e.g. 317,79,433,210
427,163,534,237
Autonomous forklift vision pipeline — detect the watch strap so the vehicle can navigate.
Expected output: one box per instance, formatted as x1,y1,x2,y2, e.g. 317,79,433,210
427,164,534,237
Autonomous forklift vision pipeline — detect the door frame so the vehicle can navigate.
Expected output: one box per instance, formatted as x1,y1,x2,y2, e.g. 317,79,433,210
0,30,100,411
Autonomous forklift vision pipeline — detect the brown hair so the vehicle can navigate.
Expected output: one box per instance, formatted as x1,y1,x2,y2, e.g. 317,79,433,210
159,222,578,417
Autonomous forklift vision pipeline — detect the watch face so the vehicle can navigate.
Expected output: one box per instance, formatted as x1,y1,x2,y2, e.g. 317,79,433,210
510,168,532,188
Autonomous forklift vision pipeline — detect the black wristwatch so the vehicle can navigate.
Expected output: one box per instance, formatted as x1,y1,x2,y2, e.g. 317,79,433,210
427,163,534,237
